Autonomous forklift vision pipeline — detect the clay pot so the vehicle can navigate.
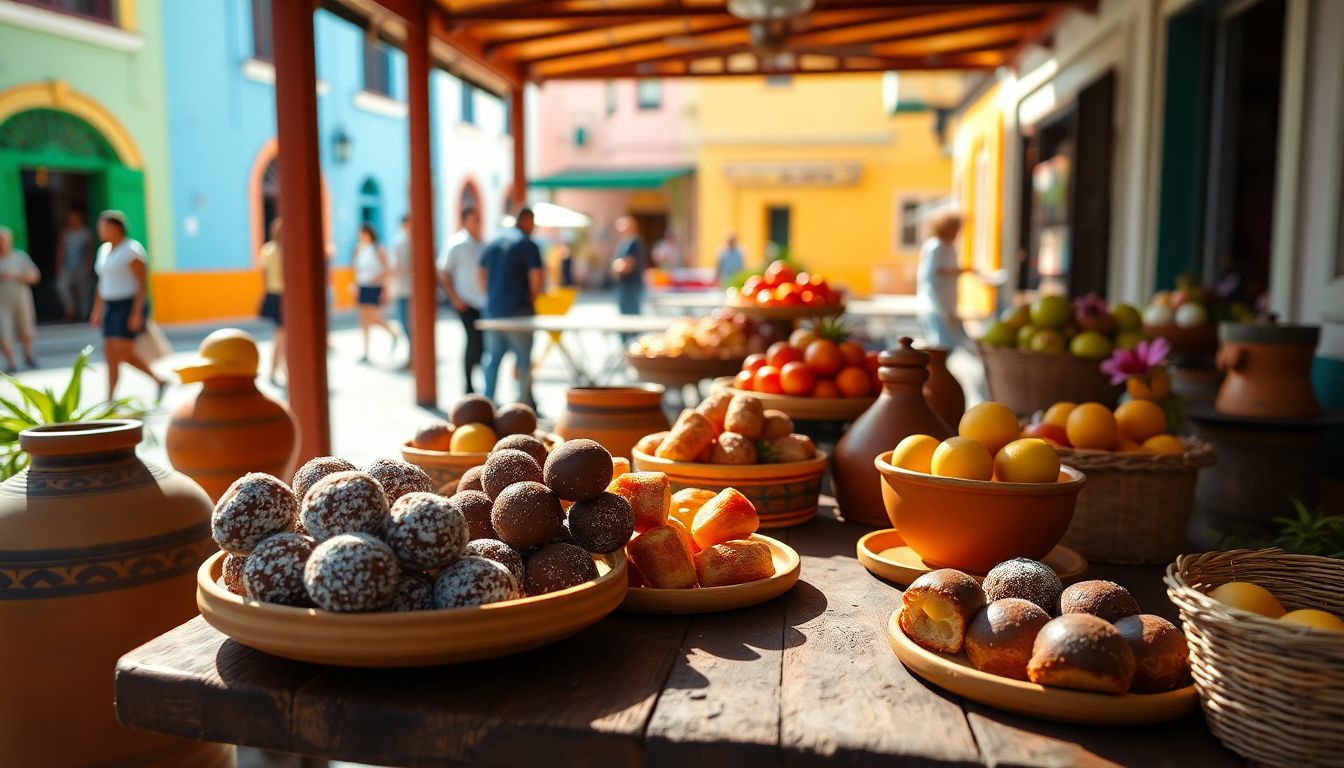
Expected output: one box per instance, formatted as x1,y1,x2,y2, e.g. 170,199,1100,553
555,385,671,459
832,338,953,527
921,346,965,429
167,377,299,500
0,421,229,767
1215,323,1321,419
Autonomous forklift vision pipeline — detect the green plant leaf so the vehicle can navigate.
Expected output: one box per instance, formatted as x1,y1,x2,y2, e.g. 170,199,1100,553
59,347,92,416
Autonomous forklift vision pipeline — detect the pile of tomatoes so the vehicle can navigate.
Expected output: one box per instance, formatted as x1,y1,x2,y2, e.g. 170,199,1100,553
731,328,879,398
729,260,842,308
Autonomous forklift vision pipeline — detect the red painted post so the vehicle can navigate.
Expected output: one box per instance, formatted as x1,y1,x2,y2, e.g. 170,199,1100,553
511,84,527,210
407,0,438,408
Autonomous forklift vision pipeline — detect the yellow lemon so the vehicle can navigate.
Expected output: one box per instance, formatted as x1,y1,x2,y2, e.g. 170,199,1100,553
993,438,1061,483
1209,581,1285,618
891,434,939,474
930,436,993,481
1065,402,1118,450
1142,434,1186,455
958,402,1021,457
1042,401,1076,428
449,422,498,453
1115,399,1167,443
1279,609,1344,633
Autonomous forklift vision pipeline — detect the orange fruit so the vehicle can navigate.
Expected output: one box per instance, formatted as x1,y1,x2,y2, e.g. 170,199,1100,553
1279,609,1344,632
1065,402,1117,450
1142,434,1185,455
835,366,871,398
839,341,867,368
891,434,939,474
449,423,497,453
1115,399,1166,443
1209,582,1285,618
1042,401,1076,428
993,438,1061,483
930,436,993,481
1115,439,1144,453
958,402,1020,457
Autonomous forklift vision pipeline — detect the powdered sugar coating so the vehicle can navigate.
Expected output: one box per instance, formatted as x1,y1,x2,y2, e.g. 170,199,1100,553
492,433,548,468
386,569,434,612
480,448,543,500
300,471,388,542
364,458,434,506
464,538,525,583
385,491,469,569
292,456,358,500
455,465,485,494
525,542,599,595
303,533,400,612
983,558,1064,615
567,491,635,554
432,556,521,608
222,553,248,595
211,473,297,554
243,532,315,605
450,489,495,540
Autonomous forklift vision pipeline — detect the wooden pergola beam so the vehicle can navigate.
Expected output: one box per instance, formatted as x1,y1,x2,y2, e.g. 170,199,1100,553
538,50,1004,80
444,0,1072,22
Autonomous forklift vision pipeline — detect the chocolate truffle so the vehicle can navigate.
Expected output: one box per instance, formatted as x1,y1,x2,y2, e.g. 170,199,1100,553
292,456,358,501
1060,580,1141,623
493,433,548,468
211,472,297,554
385,491,469,569
300,471,389,542
567,491,636,554
222,553,248,595
481,448,543,500
983,558,1063,615
455,465,485,494
525,542,599,595
387,570,434,612
243,532,315,606
493,402,538,437
450,394,496,428
364,458,434,506
450,489,495,540
464,538,525,583
432,556,521,608
543,439,613,502
303,533,400,612
491,481,564,551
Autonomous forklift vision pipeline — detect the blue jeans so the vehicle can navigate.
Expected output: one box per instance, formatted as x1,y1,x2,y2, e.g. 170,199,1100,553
396,297,411,345
483,329,534,407
617,281,643,343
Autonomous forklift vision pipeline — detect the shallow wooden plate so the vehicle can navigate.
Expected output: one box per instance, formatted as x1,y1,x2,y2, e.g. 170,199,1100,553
857,528,1087,587
710,378,876,421
887,609,1198,725
724,300,846,322
197,550,627,667
620,534,801,614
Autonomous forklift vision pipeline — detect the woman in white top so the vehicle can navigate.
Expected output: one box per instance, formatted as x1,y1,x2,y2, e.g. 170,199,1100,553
352,223,397,363
917,210,970,353
90,211,167,399
0,226,40,371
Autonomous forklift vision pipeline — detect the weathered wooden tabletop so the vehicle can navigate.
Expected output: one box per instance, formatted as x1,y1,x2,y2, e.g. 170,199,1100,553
115,504,1240,767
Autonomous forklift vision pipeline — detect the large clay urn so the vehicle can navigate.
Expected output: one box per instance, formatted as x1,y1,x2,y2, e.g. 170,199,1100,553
167,328,299,500
556,384,670,459
1215,322,1321,419
0,420,230,767
922,346,966,429
833,338,953,527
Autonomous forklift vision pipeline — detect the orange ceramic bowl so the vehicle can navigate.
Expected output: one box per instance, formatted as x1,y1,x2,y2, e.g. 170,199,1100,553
402,433,561,495
873,451,1085,574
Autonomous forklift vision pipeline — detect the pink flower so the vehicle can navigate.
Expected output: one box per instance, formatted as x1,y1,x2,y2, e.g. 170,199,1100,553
1100,337,1171,385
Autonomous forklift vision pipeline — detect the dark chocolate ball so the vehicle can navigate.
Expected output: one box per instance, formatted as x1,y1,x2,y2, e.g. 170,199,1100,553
493,403,538,437
385,492,469,569
303,533,400,612
243,532,315,606
222,553,248,595
299,471,389,542
490,481,564,551
455,465,485,495
387,570,434,612
449,489,495,540
464,538,525,583
450,395,496,428
525,542,599,596
211,472,297,554
567,491,635,554
492,433,548,468
543,439,613,502
481,448,543,500
432,556,520,608
364,458,434,506
292,456,358,501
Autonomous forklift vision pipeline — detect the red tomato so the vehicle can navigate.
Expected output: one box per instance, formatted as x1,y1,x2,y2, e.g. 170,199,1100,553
798,289,818,306
773,283,802,306
804,339,843,377
742,353,767,374
779,361,816,396
839,341,866,368
753,365,783,395
764,260,795,287
1022,421,1071,447
865,351,880,373
794,271,811,286
767,341,803,368
789,328,818,349
812,378,840,398
754,288,774,306
742,276,763,296
733,370,755,391
835,366,871,398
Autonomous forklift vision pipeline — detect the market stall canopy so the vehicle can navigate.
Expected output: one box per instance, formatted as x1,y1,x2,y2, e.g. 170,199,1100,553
531,167,695,190
503,201,594,229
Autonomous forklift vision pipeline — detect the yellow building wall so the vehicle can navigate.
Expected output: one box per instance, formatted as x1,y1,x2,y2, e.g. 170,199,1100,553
694,74,952,296
152,267,355,324
949,81,1006,319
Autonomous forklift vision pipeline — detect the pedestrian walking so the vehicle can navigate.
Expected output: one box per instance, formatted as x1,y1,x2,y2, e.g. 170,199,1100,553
715,233,744,286
352,223,397,363
90,210,167,399
255,217,285,385
611,216,646,342
437,206,486,394
479,208,542,408
54,209,94,321
389,215,414,369
917,210,971,353
652,230,681,270
0,226,40,372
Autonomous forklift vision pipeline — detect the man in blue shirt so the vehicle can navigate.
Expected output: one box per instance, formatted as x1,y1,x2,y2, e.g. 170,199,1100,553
479,208,544,408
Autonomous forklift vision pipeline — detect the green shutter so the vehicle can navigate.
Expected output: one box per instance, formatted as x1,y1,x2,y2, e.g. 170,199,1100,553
0,152,26,250
102,163,148,257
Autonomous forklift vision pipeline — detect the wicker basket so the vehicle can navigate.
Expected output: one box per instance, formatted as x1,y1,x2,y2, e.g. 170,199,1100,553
980,344,1123,416
1165,550,1344,767
1057,439,1216,564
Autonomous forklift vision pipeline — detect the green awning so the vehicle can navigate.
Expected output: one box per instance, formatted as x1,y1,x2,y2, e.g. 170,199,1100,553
529,166,694,190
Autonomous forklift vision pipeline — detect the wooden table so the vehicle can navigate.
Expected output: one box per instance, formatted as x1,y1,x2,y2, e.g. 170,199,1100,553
115,505,1238,768
476,314,678,386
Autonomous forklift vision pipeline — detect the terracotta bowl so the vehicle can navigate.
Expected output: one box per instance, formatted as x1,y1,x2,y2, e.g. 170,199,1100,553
196,550,626,667
402,433,561,494
873,451,1085,574
725,298,846,322
632,447,827,528
627,352,744,389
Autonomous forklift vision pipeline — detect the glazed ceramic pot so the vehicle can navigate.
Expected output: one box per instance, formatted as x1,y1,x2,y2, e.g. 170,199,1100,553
556,385,670,459
832,339,953,527
167,377,299,501
1215,323,1321,419
0,421,229,767
922,346,966,429
632,447,828,528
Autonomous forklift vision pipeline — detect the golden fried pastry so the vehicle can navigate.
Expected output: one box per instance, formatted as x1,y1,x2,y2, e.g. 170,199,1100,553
1028,613,1136,695
723,394,765,439
670,488,716,528
965,598,1052,680
899,568,986,654
657,410,717,461
636,431,669,456
607,471,671,532
1059,580,1141,623
690,488,759,548
694,540,774,587
695,391,732,432
626,525,697,589
1114,614,1189,693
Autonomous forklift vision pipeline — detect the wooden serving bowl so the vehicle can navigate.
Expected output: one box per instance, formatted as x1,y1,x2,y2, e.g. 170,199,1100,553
873,451,1085,574
402,433,561,494
725,298,845,323
626,352,744,389
196,550,627,667
632,447,827,528
711,378,876,422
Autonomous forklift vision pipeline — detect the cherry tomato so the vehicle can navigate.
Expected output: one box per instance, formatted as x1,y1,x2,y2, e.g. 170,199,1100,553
767,341,803,368
835,366,871,398
753,365,783,395
839,341,866,368
733,370,755,391
804,339,843,377
812,378,840,398
742,353,767,374
779,361,816,396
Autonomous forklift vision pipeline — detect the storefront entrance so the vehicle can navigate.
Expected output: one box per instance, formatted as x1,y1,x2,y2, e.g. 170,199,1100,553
21,168,93,321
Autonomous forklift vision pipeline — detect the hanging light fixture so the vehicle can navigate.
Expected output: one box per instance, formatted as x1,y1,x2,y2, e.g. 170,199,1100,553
332,127,353,165
727,0,813,22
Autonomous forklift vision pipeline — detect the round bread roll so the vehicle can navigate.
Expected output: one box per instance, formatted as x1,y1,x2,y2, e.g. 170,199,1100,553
1059,580,1141,623
982,558,1062,615
1027,613,1136,695
899,568,985,654
1114,614,1190,693
965,598,1052,680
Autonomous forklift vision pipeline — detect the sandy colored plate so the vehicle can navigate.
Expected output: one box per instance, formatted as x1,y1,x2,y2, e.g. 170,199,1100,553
857,528,1087,587
620,534,800,614
197,550,626,667
710,378,876,421
724,300,846,322
887,609,1198,726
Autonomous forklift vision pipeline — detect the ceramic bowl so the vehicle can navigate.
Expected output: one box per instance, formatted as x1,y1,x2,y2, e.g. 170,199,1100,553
873,450,1085,574
620,534,801,614
402,433,561,494
626,352,743,389
632,447,828,528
